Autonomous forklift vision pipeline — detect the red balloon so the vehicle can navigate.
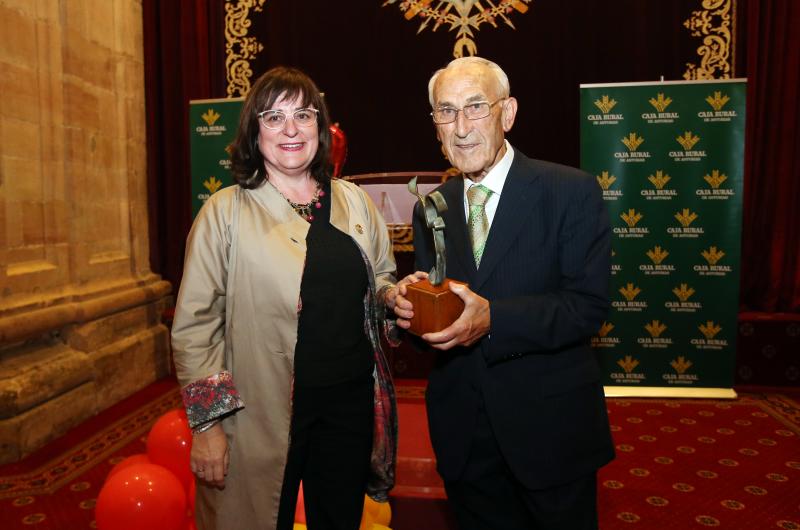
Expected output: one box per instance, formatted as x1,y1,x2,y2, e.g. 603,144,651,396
295,481,306,523
329,123,348,178
147,409,193,494
107,453,151,481
96,463,187,530
187,478,196,514
184,480,197,529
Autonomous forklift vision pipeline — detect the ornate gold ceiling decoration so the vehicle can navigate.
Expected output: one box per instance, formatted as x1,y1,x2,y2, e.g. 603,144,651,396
683,0,735,79
225,0,267,97
382,0,533,59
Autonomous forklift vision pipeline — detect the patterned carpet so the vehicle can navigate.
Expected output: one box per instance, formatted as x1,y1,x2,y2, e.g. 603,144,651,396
0,379,182,529
598,392,800,529
1,379,799,529
391,384,800,530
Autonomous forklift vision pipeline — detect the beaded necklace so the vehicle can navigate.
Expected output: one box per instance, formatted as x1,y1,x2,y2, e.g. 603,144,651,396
270,180,325,222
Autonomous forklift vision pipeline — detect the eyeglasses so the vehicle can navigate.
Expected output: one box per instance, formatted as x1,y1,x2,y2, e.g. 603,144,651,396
431,99,505,124
257,108,319,130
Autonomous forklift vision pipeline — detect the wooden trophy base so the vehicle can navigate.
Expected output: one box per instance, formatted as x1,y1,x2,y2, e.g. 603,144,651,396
405,278,466,336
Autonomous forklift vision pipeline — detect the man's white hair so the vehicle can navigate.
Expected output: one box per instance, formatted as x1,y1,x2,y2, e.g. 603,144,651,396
427,57,511,106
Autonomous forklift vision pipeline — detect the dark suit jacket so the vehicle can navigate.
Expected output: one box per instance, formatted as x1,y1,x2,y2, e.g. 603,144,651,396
413,148,615,490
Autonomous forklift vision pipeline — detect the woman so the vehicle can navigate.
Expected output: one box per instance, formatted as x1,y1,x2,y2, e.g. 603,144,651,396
172,66,400,530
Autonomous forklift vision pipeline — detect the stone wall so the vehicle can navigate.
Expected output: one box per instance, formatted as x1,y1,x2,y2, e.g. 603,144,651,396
0,0,171,464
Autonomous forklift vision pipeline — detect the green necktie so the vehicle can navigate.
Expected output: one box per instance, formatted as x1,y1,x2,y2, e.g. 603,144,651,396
467,184,493,266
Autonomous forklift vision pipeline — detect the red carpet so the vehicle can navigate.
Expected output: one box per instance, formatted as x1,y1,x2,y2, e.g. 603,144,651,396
0,379,182,529
392,383,800,530
1,379,799,529
393,382,457,529
598,392,800,529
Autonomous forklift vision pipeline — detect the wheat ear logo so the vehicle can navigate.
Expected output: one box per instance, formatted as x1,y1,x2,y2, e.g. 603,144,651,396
204,176,223,194
621,133,644,151
699,321,722,339
705,91,730,111
672,283,695,302
645,320,668,338
594,95,617,114
674,208,698,227
648,170,671,189
201,108,221,126
648,93,672,112
676,131,700,150
704,170,728,188
621,209,643,227
617,355,640,373
597,321,615,337
701,246,726,265
619,283,641,301
647,246,669,265
597,171,617,190
670,356,693,374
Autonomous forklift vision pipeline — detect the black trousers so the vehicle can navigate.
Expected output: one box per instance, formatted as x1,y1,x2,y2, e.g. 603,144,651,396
444,397,599,530
276,373,374,530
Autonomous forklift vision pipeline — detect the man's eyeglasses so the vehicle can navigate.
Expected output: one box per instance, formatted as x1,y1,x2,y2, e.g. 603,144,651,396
257,108,319,130
431,99,504,124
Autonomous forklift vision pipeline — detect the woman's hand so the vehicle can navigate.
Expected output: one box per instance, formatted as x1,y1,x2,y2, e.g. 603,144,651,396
384,271,428,328
190,423,229,488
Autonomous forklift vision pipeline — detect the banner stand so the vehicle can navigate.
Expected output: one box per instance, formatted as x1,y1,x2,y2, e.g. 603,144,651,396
189,97,244,217
581,79,746,399
604,386,737,399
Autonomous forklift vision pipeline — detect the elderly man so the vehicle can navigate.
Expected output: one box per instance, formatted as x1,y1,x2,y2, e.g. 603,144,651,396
390,57,615,529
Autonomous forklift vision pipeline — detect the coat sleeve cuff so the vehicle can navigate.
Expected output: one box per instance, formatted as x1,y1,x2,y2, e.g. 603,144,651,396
180,370,245,429
376,283,402,348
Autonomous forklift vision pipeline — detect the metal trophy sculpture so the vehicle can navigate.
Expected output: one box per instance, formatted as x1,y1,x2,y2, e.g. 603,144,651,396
405,177,465,336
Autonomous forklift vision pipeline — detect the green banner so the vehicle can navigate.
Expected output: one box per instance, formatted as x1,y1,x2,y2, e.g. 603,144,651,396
189,98,244,217
580,79,746,397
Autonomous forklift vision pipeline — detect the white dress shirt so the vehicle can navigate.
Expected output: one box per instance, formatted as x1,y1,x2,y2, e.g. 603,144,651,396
463,140,515,230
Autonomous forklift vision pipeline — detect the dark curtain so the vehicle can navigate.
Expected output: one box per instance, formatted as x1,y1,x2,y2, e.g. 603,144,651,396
247,0,704,174
143,0,225,290
142,1,800,312
739,0,800,312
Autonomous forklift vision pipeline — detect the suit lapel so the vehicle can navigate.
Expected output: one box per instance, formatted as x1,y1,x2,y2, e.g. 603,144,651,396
438,179,478,283
473,152,542,291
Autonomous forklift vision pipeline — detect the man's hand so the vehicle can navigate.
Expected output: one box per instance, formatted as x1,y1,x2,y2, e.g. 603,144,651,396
190,423,229,488
421,282,490,350
384,271,429,329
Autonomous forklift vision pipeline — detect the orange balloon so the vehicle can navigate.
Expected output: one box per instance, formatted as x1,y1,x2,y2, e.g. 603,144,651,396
295,481,306,523
364,496,381,518
147,409,193,494
107,453,151,481
375,500,392,526
96,463,187,530
359,510,375,530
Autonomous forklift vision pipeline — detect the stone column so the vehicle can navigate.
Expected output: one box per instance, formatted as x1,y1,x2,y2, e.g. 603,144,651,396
0,0,171,464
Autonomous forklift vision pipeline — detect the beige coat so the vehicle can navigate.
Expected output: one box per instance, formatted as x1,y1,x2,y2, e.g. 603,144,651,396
172,179,397,530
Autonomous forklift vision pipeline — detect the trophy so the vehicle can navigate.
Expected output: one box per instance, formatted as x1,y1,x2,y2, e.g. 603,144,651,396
405,177,465,336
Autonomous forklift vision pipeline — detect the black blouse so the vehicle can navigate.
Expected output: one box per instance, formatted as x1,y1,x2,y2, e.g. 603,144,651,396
293,182,374,388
